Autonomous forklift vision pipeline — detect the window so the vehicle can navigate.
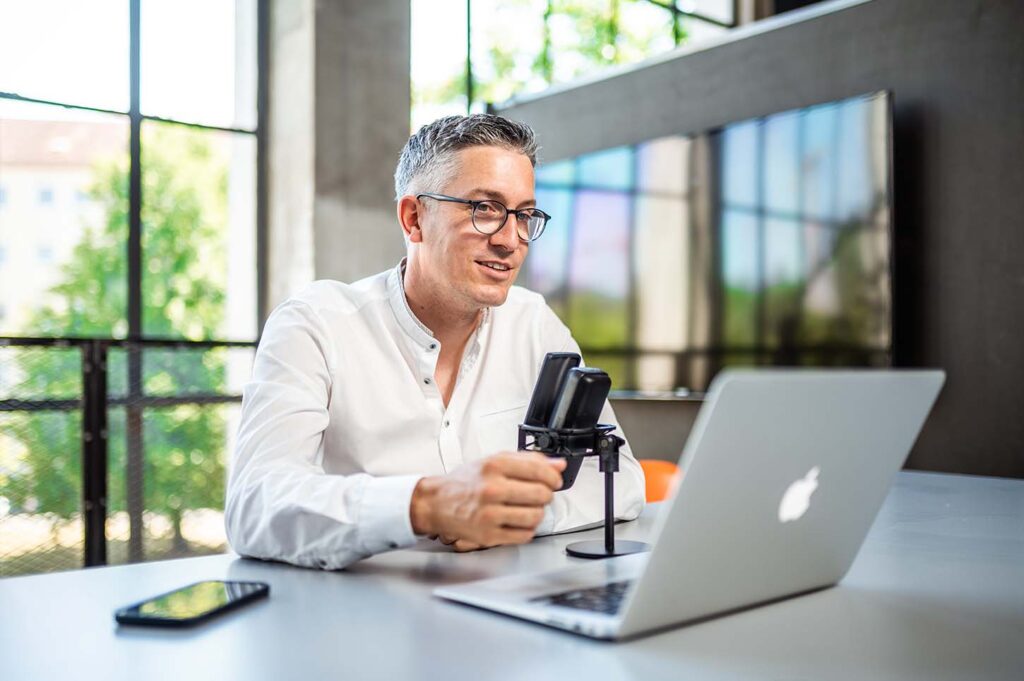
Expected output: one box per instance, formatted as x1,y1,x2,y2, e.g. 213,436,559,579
410,0,735,130
0,0,264,577
528,93,893,392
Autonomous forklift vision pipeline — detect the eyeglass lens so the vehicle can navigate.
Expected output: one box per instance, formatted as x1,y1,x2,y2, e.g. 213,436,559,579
472,200,545,241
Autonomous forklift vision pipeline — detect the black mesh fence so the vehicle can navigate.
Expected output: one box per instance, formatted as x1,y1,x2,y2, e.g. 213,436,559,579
0,339,253,578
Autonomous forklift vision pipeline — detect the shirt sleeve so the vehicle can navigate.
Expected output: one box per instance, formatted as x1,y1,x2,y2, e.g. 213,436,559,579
224,300,422,570
532,305,647,536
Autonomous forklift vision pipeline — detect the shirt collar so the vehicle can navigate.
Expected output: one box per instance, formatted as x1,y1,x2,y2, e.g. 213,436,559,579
387,259,436,348
386,258,492,354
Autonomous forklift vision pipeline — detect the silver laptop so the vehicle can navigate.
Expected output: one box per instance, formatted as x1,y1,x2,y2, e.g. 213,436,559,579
434,369,945,640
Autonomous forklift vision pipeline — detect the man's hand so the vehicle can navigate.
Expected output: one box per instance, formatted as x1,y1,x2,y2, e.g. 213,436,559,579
410,452,566,549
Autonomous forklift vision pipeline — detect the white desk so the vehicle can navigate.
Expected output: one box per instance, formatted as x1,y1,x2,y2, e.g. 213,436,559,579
1,471,1022,680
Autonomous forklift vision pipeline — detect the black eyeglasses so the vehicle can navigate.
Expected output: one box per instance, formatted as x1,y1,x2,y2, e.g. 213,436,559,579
416,192,551,242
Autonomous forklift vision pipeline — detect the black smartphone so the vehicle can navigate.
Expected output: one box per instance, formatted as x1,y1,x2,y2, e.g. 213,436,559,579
114,580,269,627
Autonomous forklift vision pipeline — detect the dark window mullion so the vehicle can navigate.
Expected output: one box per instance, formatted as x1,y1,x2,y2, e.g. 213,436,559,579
125,0,145,564
129,0,142,340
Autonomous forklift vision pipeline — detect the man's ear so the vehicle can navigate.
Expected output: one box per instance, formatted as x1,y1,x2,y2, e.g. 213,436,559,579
397,196,424,244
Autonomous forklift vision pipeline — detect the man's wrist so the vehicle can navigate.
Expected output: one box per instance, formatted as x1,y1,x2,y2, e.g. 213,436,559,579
410,476,440,536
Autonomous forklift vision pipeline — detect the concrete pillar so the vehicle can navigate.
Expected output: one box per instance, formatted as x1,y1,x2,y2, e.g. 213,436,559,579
268,0,409,311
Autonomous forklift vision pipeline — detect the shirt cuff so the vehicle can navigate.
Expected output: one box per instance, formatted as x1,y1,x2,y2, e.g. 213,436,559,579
355,474,423,555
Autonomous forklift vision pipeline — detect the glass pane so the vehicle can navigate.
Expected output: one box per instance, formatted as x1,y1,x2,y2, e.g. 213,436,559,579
0,345,84,577
577,146,634,191
0,0,129,112
411,0,469,131
0,99,129,338
635,353,676,392
721,209,758,345
763,110,800,215
471,0,548,105
524,187,573,316
141,121,257,341
141,0,258,130
634,196,687,351
618,0,677,63
141,346,254,397
680,15,729,47
548,0,675,87
835,97,874,223
636,136,688,195
720,120,758,208
801,102,838,222
567,191,631,350
676,0,734,27
106,402,237,565
536,159,576,186
547,1,617,85
762,217,804,349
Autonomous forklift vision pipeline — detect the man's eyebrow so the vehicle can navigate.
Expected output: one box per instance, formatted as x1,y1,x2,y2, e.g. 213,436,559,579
466,187,536,209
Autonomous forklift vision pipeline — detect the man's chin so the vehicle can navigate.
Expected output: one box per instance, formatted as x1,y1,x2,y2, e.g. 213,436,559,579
473,283,513,308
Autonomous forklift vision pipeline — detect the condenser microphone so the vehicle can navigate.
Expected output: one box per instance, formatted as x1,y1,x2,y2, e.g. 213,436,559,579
524,352,581,427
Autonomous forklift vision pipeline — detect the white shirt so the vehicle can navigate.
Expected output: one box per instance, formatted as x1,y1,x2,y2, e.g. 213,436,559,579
225,261,645,570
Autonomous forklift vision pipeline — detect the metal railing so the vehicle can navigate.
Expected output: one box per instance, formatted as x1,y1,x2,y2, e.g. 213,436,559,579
0,336,255,577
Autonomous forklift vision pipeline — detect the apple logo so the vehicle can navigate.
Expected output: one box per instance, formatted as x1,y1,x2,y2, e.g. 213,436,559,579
778,466,820,523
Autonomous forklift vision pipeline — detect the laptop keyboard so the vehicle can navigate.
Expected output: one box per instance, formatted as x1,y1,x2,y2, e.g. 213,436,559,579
531,580,634,615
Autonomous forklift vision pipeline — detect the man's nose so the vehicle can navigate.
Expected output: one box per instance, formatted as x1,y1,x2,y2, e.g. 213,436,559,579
488,213,520,252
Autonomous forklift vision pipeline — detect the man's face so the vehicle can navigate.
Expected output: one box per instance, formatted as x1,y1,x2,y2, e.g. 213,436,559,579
416,145,535,310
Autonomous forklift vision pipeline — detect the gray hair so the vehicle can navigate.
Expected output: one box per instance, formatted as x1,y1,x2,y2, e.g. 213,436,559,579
394,114,539,200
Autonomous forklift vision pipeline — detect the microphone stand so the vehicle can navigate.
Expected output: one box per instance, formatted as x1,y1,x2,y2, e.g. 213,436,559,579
518,423,650,559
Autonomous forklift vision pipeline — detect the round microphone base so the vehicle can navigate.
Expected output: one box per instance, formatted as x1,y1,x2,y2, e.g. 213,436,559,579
565,540,651,559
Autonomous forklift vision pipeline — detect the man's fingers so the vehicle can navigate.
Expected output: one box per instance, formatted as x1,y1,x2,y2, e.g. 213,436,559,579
492,505,545,530
492,528,535,545
452,539,483,552
486,453,565,490
496,479,555,507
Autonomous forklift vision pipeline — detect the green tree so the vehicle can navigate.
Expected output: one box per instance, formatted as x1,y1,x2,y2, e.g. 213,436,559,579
7,125,230,557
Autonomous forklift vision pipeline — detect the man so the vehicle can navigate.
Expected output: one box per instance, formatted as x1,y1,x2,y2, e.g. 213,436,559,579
225,114,645,570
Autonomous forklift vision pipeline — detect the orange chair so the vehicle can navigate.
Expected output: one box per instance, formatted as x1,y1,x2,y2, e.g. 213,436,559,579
639,459,681,502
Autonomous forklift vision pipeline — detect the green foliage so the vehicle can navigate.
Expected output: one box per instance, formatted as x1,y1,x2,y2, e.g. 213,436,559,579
7,126,230,544
415,0,679,117
568,290,629,349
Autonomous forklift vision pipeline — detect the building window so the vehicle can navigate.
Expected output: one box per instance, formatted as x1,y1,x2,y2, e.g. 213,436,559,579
0,0,264,577
410,0,735,130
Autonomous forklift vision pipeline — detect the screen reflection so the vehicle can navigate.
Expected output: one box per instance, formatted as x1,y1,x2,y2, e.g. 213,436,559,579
527,92,892,392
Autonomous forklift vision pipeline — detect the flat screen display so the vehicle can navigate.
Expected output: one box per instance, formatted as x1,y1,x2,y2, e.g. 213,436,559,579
525,91,893,393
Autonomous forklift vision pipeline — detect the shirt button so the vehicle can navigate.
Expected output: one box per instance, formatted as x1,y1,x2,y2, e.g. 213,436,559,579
444,420,450,428
428,343,437,350
424,377,432,385
388,542,399,549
